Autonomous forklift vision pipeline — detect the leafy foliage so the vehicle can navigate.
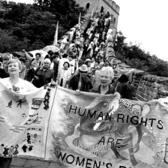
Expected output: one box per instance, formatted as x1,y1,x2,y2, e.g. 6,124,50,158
1,1,167,77
114,32,168,77
0,0,84,52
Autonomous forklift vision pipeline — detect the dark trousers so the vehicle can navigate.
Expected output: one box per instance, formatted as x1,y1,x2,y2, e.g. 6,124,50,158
0,157,12,168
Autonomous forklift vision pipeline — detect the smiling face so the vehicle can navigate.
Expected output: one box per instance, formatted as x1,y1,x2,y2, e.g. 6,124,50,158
63,62,69,70
99,67,114,86
100,72,112,86
8,61,21,75
35,53,41,60
43,59,51,69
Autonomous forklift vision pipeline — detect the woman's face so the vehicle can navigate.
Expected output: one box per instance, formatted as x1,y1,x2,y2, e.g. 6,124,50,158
43,61,50,69
8,62,20,75
87,61,91,67
100,71,112,86
31,60,38,68
35,54,41,60
63,63,69,70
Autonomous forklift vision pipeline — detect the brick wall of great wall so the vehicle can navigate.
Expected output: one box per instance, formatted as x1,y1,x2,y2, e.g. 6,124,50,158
11,157,61,168
132,71,168,101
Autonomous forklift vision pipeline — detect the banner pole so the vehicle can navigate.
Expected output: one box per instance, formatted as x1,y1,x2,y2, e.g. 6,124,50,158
53,21,59,46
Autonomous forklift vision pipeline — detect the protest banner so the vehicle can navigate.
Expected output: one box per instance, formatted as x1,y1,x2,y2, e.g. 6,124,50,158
0,82,56,158
0,83,168,168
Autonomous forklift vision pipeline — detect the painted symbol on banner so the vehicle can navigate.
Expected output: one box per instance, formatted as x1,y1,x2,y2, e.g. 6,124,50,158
31,98,43,110
7,100,13,108
43,88,51,110
22,145,33,152
22,113,27,118
27,133,31,144
3,146,9,156
22,144,33,153
164,138,168,164
0,144,19,157
13,144,19,156
16,97,26,108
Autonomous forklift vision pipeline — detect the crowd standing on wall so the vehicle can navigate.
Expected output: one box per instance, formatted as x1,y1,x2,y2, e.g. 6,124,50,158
0,8,138,168
0,9,135,98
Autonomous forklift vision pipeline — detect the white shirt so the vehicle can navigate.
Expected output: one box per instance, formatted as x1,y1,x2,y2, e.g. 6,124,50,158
59,58,69,68
69,59,76,75
58,68,71,87
0,78,37,94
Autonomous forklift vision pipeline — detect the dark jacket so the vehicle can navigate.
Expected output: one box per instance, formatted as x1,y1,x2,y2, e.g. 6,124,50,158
116,82,135,99
53,61,59,82
69,72,92,92
32,68,54,88
25,68,36,82
90,84,115,94
0,68,9,78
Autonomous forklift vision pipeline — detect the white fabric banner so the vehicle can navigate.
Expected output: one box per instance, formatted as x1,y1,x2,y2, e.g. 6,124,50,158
0,83,168,168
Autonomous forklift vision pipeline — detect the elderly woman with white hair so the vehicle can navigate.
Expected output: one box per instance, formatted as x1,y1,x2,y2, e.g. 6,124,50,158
90,66,115,94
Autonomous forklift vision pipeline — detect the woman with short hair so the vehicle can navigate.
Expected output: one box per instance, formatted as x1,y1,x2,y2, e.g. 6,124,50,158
0,58,37,168
57,61,71,88
0,58,37,93
90,66,115,94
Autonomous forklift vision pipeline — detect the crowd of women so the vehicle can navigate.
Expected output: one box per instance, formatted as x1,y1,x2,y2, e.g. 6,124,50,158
0,9,135,100
0,9,137,168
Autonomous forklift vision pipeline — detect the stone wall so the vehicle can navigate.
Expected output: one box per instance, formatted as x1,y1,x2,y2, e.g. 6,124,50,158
131,71,168,101
11,157,60,168
75,0,120,28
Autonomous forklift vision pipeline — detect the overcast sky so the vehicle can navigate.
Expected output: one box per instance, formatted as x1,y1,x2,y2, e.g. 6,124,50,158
9,0,168,61
114,0,168,62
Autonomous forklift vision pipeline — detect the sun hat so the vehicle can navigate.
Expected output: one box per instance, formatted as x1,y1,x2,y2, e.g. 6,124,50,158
79,64,88,72
44,58,51,64
85,58,92,63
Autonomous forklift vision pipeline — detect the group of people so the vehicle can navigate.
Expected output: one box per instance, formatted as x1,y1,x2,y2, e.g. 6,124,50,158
0,9,135,168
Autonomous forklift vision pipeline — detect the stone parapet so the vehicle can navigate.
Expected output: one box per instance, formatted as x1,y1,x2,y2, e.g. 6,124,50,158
11,157,60,168
131,71,168,101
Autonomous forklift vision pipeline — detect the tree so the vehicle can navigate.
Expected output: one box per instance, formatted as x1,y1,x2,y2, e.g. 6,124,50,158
114,31,168,77
0,0,85,52
34,0,85,27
